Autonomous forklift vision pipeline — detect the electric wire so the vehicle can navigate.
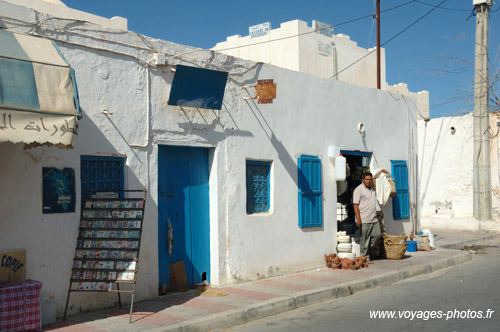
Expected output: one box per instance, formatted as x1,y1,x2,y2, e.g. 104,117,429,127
414,0,470,11
330,0,448,79
2,1,420,76
166,0,417,61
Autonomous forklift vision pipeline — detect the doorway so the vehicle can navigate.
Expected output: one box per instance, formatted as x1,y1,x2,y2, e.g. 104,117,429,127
158,145,210,290
337,150,372,235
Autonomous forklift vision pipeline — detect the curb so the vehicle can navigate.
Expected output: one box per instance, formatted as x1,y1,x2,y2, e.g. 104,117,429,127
438,233,500,249
150,251,472,332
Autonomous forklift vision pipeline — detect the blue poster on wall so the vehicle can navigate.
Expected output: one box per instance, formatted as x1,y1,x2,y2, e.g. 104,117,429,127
42,167,76,214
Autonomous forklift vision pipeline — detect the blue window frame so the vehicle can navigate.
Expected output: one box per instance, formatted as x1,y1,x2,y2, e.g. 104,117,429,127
298,155,322,228
391,160,409,220
80,156,125,202
246,160,271,214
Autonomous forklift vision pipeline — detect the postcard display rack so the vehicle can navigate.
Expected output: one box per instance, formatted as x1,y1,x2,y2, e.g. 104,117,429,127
64,190,146,323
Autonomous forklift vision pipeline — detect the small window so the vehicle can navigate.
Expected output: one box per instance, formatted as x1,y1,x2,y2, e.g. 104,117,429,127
246,160,271,214
80,156,125,203
298,155,322,228
391,160,409,220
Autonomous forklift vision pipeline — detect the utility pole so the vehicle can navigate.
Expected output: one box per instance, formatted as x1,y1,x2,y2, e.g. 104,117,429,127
376,0,381,89
473,0,492,223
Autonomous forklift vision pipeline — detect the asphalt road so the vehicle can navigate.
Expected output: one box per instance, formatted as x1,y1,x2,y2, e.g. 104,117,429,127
218,238,500,332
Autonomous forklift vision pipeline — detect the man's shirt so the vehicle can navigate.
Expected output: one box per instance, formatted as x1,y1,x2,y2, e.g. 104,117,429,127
353,183,377,224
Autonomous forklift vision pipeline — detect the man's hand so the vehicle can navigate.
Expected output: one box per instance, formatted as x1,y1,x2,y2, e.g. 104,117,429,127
353,204,361,227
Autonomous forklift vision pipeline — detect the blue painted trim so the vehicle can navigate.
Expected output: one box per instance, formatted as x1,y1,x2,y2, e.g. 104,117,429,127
340,150,372,157
50,40,70,64
70,68,82,118
298,155,322,228
391,160,409,220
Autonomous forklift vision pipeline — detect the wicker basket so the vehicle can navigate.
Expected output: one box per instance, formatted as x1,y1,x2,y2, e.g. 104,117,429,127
383,233,407,259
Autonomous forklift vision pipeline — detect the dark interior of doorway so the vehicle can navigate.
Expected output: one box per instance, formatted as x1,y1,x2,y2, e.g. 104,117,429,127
336,151,372,235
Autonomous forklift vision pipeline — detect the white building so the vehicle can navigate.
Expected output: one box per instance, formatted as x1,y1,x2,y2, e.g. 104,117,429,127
213,19,430,120
0,0,418,316
418,112,500,231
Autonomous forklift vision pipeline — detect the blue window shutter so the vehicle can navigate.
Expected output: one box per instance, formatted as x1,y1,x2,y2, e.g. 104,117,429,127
391,160,409,220
298,155,322,228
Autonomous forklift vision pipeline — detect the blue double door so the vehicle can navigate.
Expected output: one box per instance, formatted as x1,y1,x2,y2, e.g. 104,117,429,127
158,146,210,289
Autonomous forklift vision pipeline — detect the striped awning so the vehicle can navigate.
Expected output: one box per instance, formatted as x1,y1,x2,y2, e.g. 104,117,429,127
0,30,80,148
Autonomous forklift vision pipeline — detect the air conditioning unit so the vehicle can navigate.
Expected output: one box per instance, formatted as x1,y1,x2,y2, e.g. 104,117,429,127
473,0,492,6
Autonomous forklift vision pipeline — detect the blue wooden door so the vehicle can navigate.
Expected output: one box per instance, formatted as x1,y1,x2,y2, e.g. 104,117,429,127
158,146,210,289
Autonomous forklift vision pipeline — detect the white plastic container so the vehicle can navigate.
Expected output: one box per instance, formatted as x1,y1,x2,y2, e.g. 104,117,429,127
41,296,56,326
418,229,435,249
335,155,346,181
351,238,361,257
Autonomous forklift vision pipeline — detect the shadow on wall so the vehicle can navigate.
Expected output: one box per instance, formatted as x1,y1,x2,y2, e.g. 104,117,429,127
419,119,444,213
242,85,324,232
383,212,407,236
419,117,473,217
150,67,254,143
46,106,157,316
233,64,324,231
243,89,301,187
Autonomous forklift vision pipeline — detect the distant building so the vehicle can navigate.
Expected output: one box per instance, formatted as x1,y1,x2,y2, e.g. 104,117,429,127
213,19,429,120
418,112,500,231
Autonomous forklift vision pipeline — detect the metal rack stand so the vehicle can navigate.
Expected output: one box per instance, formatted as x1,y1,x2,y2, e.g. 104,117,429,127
64,189,146,323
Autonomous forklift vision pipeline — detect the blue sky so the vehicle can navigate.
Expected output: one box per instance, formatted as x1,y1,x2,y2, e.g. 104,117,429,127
63,0,499,118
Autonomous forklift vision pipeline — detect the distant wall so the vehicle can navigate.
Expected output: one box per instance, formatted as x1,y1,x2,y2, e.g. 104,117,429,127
387,83,429,121
418,113,500,231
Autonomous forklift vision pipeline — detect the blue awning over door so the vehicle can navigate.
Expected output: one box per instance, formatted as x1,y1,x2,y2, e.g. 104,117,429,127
168,65,228,110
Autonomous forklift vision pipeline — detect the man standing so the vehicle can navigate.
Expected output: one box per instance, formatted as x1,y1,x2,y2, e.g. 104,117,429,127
353,172,381,262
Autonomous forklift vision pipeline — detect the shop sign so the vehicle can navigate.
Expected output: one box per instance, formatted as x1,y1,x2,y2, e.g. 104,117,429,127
318,41,332,56
255,79,277,104
313,20,333,37
0,249,26,283
249,22,271,39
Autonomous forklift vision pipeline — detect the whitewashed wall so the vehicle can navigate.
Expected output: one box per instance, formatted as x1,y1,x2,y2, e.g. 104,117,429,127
216,67,417,282
418,113,500,231
387,83,429,121
0,0,418,316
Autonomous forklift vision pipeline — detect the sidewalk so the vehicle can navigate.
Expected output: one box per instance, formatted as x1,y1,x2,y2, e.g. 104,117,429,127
430,228,500,249
45,229,499,332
